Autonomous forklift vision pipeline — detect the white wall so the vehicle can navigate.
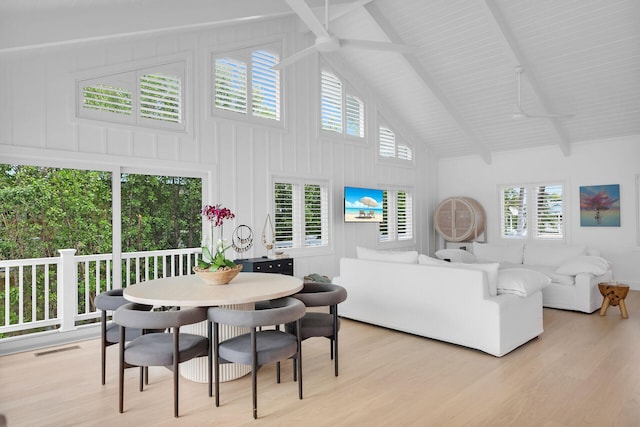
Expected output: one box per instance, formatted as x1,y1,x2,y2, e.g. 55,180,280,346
0,16,429,280
438,135,640,288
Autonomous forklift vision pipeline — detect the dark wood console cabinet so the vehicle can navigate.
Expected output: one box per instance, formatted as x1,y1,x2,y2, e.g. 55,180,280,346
234,257,294,276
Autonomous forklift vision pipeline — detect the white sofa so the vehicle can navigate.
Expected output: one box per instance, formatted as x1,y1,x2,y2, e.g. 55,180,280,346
334,250,545,357
467,242,613,313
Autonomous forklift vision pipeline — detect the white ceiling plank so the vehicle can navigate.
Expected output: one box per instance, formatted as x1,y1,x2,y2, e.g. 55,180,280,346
482,0,571,156
364,1,493,165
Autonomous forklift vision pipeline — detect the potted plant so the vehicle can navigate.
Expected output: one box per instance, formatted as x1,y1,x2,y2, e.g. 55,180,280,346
194,204,242,284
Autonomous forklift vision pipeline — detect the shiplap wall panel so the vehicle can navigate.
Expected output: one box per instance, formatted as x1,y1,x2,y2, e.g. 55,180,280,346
0,15,428,279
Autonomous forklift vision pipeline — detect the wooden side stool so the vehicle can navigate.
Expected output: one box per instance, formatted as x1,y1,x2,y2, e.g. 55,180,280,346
598,282,629,318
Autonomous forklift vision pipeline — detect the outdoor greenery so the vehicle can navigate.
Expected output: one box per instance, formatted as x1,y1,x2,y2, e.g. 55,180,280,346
0,164,202,337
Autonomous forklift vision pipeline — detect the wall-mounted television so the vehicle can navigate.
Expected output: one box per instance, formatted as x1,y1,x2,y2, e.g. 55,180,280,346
344,186,384,223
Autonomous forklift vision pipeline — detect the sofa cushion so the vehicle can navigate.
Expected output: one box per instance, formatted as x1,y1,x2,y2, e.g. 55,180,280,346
356,246,418,264
523,245,586,267
418,254,450,265
472,242,524,264
444,262,499,297
435,249,476,263
524,265,574,285
497,268,551,297
555,255,610,276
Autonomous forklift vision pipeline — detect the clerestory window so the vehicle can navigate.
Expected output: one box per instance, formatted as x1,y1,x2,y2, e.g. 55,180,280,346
379,125,412,161
213,45,281,122
77,61,185,132
320,70,365,138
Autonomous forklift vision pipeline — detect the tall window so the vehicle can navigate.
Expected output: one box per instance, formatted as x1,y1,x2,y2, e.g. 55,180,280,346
379,125,412,161
214,46,281,122
273,179,329,249
320,70,365,138
77,61,185,131
379,189,413,242
501,184,563,240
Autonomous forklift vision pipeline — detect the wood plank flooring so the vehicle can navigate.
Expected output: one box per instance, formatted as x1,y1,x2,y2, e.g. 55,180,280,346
2,292,640,426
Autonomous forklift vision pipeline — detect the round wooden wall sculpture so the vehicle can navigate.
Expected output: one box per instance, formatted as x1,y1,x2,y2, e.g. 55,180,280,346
434,197,486,242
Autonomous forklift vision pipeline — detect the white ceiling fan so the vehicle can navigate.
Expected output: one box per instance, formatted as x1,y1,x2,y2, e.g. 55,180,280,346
512,66,573,119
274,0,415,70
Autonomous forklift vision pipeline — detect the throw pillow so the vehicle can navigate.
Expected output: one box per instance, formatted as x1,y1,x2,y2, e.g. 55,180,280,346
472,242,524,264
435,249,476,263
555,256,610,276
445,262,499,297
497,268,551,297
356,246,419,264
418,254,450,265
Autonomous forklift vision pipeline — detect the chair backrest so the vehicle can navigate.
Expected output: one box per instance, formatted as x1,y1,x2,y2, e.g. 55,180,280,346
209,297,305,328
292,283,347,307
114,303,207,330
95,289,127,311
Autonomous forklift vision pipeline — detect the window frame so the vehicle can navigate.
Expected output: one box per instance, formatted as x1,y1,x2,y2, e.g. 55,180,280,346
379,187,414,244
271,176,332,256
76,58,189,134
319,68,366,141
499,182,566,242
210,41,283,128
377,120,414,164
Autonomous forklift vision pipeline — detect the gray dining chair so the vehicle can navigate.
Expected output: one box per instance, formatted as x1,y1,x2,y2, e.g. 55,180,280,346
95,289,153,385
113,303,209,418
207,297,305,419
287,282,348,376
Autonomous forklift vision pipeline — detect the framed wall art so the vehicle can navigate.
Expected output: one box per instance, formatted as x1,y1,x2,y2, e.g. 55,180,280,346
579,184,620,227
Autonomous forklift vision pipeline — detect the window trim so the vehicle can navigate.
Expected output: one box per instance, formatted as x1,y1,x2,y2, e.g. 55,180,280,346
75,54,192,135
499,181,566,242
319,68,366,141
376,119,415,165
209,40,284,129
379,186,415,245
270,176,332,257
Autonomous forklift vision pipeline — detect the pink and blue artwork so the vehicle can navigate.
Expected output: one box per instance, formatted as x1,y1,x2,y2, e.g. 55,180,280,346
579,184,620,227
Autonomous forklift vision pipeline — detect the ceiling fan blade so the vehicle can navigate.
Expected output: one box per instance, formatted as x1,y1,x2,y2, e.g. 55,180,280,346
328,0,374,22
340,38,416,53
272,44,317,70
286,0,331,39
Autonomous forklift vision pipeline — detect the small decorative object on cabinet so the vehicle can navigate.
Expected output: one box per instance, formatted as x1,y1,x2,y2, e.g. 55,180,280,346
434,197,486,248
234,257,294,276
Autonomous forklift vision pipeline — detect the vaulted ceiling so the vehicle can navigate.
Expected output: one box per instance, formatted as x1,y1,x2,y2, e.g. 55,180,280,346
2,0,639,163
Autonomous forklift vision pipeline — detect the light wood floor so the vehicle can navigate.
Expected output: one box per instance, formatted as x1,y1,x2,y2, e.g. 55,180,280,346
2,292,640,427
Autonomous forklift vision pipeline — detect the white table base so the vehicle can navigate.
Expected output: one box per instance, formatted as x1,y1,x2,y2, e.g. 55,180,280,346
180,303,252,383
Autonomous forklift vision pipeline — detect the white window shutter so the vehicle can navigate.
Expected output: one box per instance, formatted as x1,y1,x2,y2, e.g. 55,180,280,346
379,127,395,157
82,83,133,116
251,50,280,121
535,185,563,239
139,72,182,124
345,94,364,137
397,144,412,161
274,182,294,248
215,57,247,114
321,71,342,133
397,191,413,240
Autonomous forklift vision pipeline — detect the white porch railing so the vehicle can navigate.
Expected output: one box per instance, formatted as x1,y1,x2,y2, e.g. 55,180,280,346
0,247,203,340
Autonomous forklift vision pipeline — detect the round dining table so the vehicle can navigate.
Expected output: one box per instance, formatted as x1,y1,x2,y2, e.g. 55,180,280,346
123,272,303,382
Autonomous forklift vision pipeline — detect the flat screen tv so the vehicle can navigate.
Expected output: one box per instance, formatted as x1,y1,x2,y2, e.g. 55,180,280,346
344,186,384,223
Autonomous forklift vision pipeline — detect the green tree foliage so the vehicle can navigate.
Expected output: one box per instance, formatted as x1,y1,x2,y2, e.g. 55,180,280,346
0,164,202,337
121,173,202,251
0,164,113,259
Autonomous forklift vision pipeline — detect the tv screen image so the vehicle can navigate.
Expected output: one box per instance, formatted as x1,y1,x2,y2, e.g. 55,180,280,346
344,186,384,223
